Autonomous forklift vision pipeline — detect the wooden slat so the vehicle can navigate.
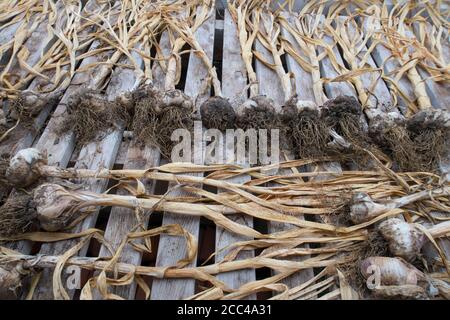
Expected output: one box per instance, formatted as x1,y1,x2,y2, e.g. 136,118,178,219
406,24,449,109
316,19,357,99
214,7,255,297
4,0,122,256
360,16,418,115
0,1,56,71
0,0,111,160
1,0,75,88
150,5,216,300
30,2,137,300
92,18,178,301
254,12,314,289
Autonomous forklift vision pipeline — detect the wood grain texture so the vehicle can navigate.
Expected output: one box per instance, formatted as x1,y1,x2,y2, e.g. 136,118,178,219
4,0,122,256
2,0,73,89
93,11,185,300
360,16,416,115
31,3,137,300
214,7,255,297
150,5,216,300
254,12,314,289
0,0,111,160
407,23,449,109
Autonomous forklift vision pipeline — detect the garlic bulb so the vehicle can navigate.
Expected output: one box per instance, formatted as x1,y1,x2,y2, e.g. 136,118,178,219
349,192,386,224
378,218,425,261
5,148,47,188
0,266,22,299
159,89,193,112
200,96,236,131
236,98,257,117
33,183,80,231
360,256,419,286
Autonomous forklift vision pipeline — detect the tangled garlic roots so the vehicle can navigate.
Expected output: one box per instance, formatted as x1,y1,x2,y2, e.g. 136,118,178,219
59,89,129,145
321,96,371,161
9,90,63,122
236,96,280,130
235,96,283,161
378,218,425,261
321,96,364,140
403,110,450,172
282,98,330,158
200,96,235,131
132,89,194,159
0,192,37,237
340,231,389,294
5,148,46,188
116,84,156,111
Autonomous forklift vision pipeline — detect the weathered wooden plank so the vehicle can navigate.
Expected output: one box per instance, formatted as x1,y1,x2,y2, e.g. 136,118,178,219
0,1,53,70
214,7,255,297
30,3,139,300
316,20,357,99
254,12,314,290
4,0,122,256
92,19,177,301
150,5,216,300
405,23,449,109
360,16,423,115
0,0,112,159
1,0,78,89
280,18,316,102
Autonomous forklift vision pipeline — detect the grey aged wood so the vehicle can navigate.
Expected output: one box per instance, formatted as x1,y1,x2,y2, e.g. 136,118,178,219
254,12,314,289
150,5,216,300
4,0,122,256
0,3,44,68
92,16,181,301
407,23,449,109
31,3,139,300
214,7,256,297
0,0,113,160
1,0,76,87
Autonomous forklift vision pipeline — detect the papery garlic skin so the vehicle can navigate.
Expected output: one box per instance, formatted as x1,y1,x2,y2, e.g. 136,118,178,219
378,218,425,261
0,266,22,299
360,256,419,286
5,148,47,188
33,184,79,232
349,192,386,224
